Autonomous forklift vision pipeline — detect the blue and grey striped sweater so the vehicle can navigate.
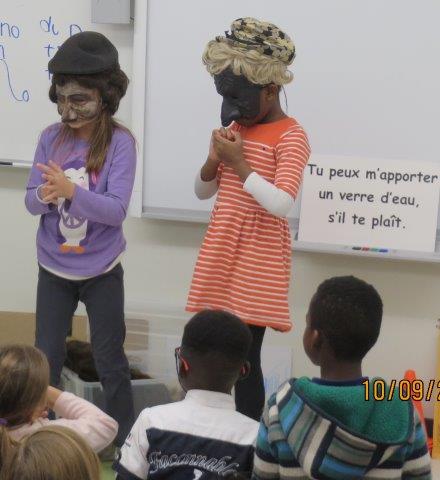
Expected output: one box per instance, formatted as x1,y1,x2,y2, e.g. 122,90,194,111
252,378,431,479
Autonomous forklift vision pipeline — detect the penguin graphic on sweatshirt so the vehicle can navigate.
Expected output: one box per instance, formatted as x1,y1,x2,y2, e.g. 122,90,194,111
58,166,89,254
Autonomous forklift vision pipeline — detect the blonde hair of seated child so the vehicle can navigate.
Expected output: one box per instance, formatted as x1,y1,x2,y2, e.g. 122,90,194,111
0,425,101,480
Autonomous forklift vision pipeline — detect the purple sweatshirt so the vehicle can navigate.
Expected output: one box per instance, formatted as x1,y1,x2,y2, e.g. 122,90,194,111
25,123,136,277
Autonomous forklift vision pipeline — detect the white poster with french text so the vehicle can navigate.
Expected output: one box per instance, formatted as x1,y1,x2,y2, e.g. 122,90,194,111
298,155,440,252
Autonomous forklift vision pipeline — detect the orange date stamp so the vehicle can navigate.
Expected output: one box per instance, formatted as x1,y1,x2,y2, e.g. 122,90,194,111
362,379,440,401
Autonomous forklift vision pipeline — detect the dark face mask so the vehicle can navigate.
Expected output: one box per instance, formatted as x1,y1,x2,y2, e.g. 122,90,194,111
214,69,264,127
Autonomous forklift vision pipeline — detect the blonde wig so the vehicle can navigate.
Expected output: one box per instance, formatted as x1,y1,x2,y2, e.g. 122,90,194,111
203,39,293,86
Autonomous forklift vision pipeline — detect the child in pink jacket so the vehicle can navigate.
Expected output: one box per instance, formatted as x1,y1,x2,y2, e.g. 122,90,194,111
0,344,117,453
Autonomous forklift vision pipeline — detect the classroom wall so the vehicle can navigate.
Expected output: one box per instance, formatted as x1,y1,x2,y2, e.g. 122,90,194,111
1,168,440,415
0,312,88,345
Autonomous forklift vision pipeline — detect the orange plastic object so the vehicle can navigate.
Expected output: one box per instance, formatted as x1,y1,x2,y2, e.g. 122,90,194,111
404,370,433,455
404,370,427,430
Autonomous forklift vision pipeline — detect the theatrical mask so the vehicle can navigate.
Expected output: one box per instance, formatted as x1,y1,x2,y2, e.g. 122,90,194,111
214,69,265,127
55,82,102,128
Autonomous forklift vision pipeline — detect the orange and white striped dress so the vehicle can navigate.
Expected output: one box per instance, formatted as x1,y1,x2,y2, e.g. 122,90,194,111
186,117,311,331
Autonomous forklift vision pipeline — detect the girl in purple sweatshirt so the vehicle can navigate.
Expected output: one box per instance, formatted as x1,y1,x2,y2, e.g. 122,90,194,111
24,31,136,447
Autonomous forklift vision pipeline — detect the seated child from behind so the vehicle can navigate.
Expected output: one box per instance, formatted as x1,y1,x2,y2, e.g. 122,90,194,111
0,344,117,453
114,310,260,479
1,425,101,480
253,276,431,480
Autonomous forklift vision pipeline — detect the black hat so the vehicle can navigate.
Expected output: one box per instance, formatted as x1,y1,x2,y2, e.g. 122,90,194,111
48,31,119,75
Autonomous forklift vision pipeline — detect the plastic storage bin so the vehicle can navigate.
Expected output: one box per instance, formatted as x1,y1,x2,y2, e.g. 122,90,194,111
60,367,172,418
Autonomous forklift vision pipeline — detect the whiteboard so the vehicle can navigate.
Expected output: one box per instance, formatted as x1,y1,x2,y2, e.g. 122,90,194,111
0,0,133,165
136,0,440,227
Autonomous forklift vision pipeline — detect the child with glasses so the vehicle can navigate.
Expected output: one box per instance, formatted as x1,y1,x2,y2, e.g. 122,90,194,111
113,310,259,479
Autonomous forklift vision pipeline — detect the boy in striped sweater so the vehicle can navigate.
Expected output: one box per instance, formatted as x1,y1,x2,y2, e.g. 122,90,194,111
253,276,431,480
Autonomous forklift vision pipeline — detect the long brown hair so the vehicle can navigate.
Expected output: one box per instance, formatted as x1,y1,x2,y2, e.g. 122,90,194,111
49,68,132,173
0,345,49,428
0,426,101,480
0,345,49,473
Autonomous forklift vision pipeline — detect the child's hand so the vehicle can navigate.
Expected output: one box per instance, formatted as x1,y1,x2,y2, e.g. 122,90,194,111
212,131,253,182
212,130,244,166
208,128,236,164
37,161,75,201
38,183,59,205
39,409,49,419
217,127,235,141
208,129,225,164
46,386,63,410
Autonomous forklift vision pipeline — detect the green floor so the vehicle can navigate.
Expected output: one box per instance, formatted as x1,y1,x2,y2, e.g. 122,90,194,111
102,462,114,479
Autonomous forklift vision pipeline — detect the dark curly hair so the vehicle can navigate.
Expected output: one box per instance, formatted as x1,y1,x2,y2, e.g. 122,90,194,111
183,310,251,362
49,68,131,173
309,276,383,361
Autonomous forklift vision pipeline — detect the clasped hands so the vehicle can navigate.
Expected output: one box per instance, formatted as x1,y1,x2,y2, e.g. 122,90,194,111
37,160,75,204
209,128,252,182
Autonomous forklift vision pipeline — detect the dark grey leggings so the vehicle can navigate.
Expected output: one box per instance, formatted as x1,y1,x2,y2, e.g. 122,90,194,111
235,325,266,421
35,263,134,447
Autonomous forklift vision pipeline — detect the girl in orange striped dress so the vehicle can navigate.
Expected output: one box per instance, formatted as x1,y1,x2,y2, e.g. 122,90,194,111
186,18,311,420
